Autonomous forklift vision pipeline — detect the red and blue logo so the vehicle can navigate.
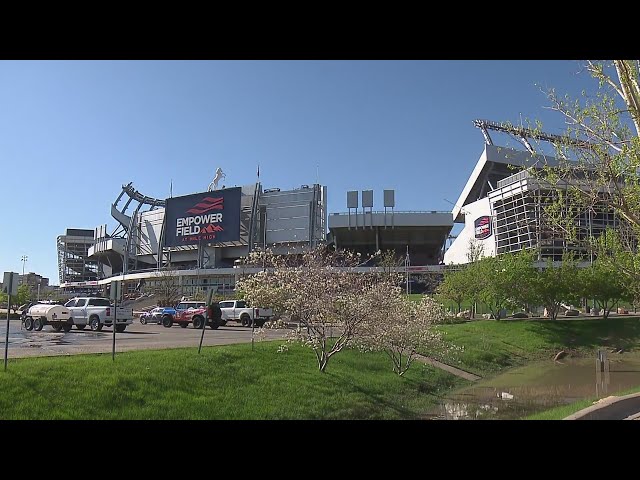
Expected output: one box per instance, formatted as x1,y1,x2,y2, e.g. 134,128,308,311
186,196,224,215
474,216,492,240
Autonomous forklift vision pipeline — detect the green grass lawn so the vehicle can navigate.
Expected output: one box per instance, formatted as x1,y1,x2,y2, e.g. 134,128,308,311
4,316,639,420
436,317,640,376
0,342,464,420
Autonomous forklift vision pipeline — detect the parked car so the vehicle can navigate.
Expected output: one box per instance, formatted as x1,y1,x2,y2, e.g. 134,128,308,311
139,307,167,325
64,297,134,332
160,302,207,329
219,300,273,327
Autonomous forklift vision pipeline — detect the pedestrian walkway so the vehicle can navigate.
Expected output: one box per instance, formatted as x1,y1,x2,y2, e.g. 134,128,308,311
414,353,481,381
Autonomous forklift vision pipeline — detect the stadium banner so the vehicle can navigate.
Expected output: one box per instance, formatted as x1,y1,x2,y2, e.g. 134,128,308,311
164,187,242,247
474,215,492,240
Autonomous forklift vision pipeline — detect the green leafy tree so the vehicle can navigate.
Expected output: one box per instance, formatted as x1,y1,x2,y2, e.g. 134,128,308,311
579,261,629,319
594,230,640,305
436,268,468,314
16,284,31,307
531,254,582,320
2,284,32,313
464,264,486,319
472,256,512,320
503,249,540,313
577,229,634,318
470,250,539,319
465,238,486,318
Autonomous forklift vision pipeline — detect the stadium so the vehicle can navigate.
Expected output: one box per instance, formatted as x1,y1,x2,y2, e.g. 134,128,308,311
56,120,623,298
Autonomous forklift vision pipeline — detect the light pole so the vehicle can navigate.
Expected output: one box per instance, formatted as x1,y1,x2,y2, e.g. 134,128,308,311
37,280,41,302
404,245,410,295
21,255,28,278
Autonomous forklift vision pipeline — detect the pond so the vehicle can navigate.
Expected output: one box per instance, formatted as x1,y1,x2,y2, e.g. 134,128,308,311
426,353,640,420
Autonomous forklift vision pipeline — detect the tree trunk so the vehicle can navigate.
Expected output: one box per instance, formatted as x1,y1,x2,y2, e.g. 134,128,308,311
317,351,329,372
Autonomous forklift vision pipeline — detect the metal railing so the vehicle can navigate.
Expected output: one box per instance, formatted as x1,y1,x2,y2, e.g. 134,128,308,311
331,210,451,215
496,169,534,189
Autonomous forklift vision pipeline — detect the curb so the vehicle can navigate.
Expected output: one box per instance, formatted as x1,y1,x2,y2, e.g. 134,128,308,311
563,392,640,420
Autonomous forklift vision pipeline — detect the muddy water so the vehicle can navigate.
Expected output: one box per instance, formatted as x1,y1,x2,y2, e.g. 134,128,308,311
2,323,110,351
427,354,640,420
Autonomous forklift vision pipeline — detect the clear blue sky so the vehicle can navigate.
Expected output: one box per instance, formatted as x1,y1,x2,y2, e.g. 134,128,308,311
0,60,597,284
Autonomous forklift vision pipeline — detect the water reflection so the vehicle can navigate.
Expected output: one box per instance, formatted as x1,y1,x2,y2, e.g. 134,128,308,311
442,400,499,420
429,355,640,420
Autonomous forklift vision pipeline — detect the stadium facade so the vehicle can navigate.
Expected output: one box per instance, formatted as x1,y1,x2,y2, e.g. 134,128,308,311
56,229,99,287
57,120,623,297
83,182,326,296
444,144,624,265
57,176,455,296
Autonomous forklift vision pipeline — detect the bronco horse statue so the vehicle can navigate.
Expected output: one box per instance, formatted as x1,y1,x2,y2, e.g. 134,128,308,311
208,168,226,191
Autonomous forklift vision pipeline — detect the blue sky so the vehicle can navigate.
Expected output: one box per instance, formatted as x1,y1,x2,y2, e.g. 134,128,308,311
0,60,598,284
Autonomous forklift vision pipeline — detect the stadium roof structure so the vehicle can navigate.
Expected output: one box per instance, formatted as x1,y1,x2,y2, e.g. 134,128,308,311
452,145,562,223
328,210,453,265
452,119,594,223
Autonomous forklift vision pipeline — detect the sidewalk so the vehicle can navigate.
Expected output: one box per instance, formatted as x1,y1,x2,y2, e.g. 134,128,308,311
414,354,481,381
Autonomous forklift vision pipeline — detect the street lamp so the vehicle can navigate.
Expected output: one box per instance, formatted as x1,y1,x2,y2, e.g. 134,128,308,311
21,255,28,278
37,280,41,302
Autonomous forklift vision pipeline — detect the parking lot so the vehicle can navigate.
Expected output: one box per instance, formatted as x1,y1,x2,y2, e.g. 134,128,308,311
0,319,291,359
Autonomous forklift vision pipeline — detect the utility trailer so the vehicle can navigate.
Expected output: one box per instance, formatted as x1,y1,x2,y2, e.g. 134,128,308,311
22,304,73,332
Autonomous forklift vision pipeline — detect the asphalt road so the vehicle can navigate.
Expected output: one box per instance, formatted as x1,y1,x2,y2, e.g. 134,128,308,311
0,318,291,359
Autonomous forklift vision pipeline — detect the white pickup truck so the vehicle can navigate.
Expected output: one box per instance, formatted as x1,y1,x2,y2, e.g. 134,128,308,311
218,300,273,327
64,297,134,332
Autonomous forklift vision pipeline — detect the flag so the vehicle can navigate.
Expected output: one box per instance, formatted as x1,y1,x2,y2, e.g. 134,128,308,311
257,164,260,179
170,179,173,198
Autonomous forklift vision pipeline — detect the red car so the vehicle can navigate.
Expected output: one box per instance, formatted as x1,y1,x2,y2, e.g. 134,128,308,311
161,306,221,330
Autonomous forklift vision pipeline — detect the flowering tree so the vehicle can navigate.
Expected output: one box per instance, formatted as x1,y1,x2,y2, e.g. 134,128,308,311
357,287,453,375
237,246,385,372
